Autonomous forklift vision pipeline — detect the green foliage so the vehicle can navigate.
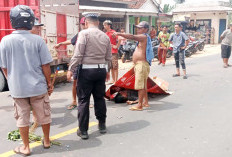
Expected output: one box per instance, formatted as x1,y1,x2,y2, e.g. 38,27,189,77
161,22,175,33
7,129,61,146
163,4,175,13
8,129,21,141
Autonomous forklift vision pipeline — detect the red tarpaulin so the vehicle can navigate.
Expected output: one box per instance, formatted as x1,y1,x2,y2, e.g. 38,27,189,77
105,68,170,100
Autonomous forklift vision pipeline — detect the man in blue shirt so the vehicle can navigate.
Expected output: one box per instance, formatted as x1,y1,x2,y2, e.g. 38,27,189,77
0,5,53,155
169,23,190,79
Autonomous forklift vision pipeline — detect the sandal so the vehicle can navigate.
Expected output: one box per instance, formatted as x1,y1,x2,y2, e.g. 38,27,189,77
172,74,180,77
13,146,31,156
67,104,77,110
42,140,51,149
129,106,143,111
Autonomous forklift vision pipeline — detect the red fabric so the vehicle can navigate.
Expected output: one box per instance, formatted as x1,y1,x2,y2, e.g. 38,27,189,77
105,68,170,100
80,17,86,24
106,29,118,53
158,47,167,64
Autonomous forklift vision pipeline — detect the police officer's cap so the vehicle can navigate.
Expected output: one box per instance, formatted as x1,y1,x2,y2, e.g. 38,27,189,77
82,12,101,18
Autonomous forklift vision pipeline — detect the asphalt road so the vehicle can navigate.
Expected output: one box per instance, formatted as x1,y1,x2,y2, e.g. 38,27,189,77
1,45,232,157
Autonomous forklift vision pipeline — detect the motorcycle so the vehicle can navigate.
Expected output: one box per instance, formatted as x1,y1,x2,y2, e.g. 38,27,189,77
166,43,192,58
166,44,173,58
197,39,205,51
185,44,193,57
189,36,205,53
121,41,136,63
151,37,159,59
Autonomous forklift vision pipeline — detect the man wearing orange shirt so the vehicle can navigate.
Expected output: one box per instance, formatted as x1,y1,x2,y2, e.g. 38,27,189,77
103,20,121,84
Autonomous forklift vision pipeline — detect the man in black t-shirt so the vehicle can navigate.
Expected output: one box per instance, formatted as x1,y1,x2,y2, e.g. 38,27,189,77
54,17,86,110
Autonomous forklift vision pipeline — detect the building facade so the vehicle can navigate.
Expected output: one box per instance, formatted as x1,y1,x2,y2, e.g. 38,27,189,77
173,1,232,44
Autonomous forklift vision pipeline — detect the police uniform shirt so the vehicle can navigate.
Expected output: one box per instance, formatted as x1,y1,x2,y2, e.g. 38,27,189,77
68,27,112,73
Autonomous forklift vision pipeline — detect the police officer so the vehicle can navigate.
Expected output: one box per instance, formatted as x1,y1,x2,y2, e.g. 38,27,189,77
67,12,112,140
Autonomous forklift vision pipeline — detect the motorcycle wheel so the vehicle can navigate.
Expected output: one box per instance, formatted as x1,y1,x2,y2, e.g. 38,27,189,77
185,50,192,57
121,54,126,63
166,50,172,58
198,43,205,51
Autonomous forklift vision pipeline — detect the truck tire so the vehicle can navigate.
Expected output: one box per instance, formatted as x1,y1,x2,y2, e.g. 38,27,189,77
0,70,7,92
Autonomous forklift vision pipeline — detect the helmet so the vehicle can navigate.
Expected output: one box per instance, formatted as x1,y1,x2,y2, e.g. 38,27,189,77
10,5,35,30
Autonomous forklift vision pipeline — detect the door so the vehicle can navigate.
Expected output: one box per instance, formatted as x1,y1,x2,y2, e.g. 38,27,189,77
219,19,226,43
56,13,67,59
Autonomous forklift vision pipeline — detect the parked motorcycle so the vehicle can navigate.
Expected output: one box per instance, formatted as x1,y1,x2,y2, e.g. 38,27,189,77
166,43,192,58
166,44,173,58
151,37,159,59
197,39,205,51
189,36,205,52
121,41,136,63
185,45,193,57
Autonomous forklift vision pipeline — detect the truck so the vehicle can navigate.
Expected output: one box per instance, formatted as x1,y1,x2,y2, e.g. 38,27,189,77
0,0,80,92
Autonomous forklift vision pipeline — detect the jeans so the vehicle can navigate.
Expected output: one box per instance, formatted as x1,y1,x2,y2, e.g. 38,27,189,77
174,49,186,70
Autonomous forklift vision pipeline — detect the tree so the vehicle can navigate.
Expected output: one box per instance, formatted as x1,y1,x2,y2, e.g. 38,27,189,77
163,4,175,13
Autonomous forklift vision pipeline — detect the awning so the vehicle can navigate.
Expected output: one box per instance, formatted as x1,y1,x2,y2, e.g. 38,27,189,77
79,5,158,16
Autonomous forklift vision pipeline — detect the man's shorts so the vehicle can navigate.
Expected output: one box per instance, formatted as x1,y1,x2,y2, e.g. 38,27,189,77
13,93,52,127
221,44,231,58
111,53,119,70
134,61,150,90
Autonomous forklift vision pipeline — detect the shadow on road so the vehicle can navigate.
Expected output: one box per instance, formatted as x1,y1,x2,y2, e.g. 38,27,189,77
146,95,181,113
106,120,150,134
89,120,150,138
31,137,102,155
0,105,14,112
51,106,77,128
146,101,181,113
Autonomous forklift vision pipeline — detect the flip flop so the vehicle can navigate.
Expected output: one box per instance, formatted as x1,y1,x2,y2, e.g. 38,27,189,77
42,140,51,149
172,74,180,77
129,106,143,111
67,104,77,110
13,146,31,156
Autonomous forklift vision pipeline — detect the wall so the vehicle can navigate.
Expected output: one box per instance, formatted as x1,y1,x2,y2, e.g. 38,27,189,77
79,0,127,8
175,12,228,44
190,12,227,44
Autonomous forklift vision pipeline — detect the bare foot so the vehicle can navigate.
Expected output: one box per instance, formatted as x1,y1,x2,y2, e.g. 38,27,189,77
143,103,150,107
129,104,143,111
14,146,30,156
126,100,138,105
